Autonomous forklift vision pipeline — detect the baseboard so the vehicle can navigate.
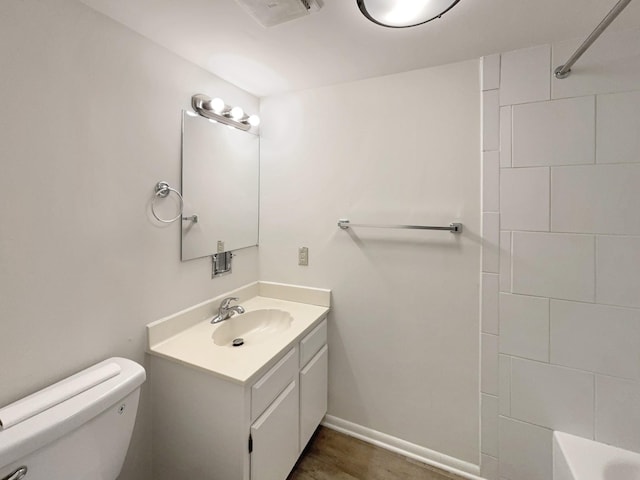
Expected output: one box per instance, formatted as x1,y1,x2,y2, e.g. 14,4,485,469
321,415,484,480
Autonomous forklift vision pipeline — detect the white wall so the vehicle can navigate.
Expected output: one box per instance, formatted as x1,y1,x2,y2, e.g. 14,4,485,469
0,2,259,479
480,28,640,480
259,61,481,466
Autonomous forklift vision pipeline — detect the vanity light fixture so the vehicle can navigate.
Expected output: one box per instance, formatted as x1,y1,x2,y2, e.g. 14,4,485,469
357,0,460,28
191,94,260,132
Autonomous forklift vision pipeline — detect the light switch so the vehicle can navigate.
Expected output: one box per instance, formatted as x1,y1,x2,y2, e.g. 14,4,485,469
298,247,309,266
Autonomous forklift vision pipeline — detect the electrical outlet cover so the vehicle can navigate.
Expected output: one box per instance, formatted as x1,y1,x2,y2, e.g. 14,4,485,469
298,247,309,266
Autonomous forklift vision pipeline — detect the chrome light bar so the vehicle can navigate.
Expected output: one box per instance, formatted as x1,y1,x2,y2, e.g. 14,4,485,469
191,94,260,131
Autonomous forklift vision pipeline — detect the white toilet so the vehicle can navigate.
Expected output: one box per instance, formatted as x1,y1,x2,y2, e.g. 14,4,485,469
0,357,145,480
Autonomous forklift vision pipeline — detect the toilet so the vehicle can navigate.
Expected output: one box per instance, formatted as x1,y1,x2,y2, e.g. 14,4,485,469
0,357,145,480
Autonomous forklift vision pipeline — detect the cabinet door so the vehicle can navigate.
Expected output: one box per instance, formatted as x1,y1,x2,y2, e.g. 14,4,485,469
299,345,328,451
250,380,299,480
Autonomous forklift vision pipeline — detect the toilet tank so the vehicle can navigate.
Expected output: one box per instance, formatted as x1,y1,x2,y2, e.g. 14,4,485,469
0,357,146,480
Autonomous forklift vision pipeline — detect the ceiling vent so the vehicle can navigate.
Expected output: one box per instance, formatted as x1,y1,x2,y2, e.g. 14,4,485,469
234,0,321,27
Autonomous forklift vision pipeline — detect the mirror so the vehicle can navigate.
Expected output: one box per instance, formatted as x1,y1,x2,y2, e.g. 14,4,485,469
181,111,259,261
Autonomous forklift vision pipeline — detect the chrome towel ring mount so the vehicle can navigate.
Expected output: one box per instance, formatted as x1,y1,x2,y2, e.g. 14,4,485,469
151,181,184,223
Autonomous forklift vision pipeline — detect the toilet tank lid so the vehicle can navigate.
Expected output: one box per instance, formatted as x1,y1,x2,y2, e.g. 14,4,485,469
0,357,145,469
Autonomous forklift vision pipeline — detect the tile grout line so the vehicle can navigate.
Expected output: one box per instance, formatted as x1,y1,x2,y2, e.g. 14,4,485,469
498,414,553,433
548,294,551,364
593,373,597,440
509,230,513,295
502,226,640,239
505,352,640,382
548,166,552,232
593,94,598,164
594,235,598,305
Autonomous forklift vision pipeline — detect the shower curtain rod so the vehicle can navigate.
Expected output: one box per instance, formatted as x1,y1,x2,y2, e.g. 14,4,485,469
555,0,633,79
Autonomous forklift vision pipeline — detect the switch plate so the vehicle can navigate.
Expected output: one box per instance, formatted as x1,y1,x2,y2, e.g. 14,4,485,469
298,247,309,266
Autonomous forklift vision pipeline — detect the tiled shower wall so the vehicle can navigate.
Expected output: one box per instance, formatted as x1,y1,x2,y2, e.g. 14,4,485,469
480,28,640,480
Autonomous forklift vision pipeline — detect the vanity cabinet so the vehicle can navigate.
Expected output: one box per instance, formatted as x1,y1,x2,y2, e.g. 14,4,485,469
150,317,328,480
250,319,328,480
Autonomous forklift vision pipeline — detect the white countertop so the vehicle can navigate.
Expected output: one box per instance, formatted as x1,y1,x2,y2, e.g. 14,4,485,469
147,283,330,384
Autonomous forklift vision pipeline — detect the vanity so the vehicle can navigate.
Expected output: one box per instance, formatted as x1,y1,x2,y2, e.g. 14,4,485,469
147,281,330,480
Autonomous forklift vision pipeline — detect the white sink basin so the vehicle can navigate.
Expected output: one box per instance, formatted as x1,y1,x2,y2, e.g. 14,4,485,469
212,309,293,347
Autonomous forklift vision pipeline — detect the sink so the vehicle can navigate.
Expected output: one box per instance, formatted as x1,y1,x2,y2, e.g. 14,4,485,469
212,309,293,347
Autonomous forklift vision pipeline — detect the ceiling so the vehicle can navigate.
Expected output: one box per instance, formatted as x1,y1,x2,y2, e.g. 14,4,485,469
79,0,640,97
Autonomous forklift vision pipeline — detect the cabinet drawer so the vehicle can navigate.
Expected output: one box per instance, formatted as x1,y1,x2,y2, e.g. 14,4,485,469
300,319,327,368
251,347,298,422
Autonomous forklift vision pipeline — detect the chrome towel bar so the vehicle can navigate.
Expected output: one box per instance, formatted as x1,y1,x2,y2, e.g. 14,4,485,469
337,219,462,234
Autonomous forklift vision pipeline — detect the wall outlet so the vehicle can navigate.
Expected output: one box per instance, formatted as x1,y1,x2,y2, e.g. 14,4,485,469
298,247,309,266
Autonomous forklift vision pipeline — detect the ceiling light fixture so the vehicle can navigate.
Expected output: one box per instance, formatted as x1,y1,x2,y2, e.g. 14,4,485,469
357,0,460,28
191,94,260,132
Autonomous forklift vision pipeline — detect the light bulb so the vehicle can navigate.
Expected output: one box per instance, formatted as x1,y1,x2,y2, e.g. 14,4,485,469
230,106,244,120
210,97,225,113
248,115,261,127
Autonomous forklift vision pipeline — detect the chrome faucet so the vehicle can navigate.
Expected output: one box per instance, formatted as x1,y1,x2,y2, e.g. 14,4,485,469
211,297,245,324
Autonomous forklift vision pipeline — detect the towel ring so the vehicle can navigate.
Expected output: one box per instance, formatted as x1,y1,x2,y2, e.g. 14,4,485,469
151,181,184,223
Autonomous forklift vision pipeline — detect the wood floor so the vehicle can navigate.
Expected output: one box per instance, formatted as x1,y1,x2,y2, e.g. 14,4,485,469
287,427,467,480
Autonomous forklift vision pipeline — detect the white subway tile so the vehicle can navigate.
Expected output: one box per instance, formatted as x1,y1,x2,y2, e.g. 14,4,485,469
596,375,640,453
597,91,640,164
500,167,549,231
499,231,511,293
512,96,595,167
597,236,640,309
499,354,511,416
499,416,552,480
551,300,640,380
500,106,512,168
483,151,500,212
482,54,501,91
552,29,640,99
500,45,551,106
512,232,594,302
483,212,500,273
499,294,549,362
552,164,640,235
482,394,499,457
482,333,499,395
482,273,499,334
481,454,499,480
483,89,500,151
511,358,594,437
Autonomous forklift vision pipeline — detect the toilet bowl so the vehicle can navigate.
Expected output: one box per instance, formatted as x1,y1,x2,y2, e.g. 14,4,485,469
0,357,146,480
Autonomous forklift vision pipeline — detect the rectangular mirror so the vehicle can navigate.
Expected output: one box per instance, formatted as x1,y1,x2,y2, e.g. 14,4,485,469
181,111,259,261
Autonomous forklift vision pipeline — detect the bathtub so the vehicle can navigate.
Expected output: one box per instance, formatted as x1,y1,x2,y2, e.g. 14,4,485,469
553,431,640,480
